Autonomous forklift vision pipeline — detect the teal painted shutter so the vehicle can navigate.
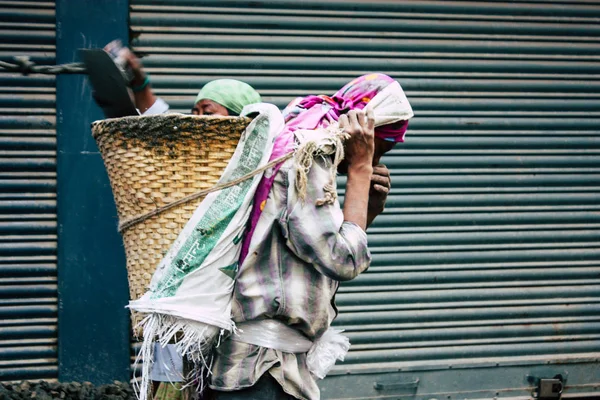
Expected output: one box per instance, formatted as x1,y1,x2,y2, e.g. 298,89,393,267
0,1,58,382
130,1,600,398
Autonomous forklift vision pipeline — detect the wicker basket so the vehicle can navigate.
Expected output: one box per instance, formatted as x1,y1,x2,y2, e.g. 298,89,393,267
91,114,251,329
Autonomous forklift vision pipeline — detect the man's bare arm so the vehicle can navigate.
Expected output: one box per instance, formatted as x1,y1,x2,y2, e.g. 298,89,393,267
339,109,375,231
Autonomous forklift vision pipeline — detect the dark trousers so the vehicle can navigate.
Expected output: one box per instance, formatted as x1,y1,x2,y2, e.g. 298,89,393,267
209,373,296,400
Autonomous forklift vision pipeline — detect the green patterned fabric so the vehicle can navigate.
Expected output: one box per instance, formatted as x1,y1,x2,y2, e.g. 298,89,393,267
195,79,261,115
149,116,271,299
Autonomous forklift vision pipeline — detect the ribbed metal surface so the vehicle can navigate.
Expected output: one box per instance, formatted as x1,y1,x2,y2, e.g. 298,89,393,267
130,0,600,391
0,0,57,382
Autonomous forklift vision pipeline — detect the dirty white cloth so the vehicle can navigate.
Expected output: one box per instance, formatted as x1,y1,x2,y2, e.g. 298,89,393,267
128,103,283,400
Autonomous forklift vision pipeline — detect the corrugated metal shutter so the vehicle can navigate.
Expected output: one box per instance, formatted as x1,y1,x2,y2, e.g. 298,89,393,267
130,0,600,397
0,0,58,382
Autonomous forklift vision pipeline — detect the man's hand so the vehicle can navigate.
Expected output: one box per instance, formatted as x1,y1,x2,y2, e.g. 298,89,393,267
119,47,146,87
103,43,146,86
339,109,375,170
104,43,156,113
367,164,391,227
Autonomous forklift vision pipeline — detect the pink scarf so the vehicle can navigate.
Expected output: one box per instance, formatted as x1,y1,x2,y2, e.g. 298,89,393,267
239,73,409,263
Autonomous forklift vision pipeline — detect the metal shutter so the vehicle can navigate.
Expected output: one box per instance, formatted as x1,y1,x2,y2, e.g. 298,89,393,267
130,1,600,398
0,0,58,382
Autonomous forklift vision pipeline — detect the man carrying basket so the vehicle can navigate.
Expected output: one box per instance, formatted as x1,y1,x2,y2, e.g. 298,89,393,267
113,50,413,400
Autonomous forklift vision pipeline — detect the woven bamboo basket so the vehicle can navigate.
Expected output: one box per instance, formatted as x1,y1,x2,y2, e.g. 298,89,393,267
91,114,251,330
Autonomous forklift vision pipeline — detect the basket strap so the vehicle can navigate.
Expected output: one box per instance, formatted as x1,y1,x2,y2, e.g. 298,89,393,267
118,152,294,233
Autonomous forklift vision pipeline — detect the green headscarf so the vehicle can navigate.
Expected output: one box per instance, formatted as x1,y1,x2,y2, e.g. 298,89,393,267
194,79,261,115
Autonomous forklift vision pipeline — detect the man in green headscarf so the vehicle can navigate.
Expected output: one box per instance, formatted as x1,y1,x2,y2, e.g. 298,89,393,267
119,48,261,117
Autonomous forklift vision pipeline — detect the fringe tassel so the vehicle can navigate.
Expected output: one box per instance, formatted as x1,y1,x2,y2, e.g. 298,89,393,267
132,313,223,400
294,123,349,206
294,141,318,203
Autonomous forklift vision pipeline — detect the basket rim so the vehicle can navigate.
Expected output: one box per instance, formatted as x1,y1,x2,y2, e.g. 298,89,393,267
90,113,252,139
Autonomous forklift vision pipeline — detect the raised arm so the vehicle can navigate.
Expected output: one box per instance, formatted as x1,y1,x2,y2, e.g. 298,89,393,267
120,48,158,114
339,109,375,230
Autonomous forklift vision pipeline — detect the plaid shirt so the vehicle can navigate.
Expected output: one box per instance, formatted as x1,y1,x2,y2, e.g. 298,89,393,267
209,156,371,400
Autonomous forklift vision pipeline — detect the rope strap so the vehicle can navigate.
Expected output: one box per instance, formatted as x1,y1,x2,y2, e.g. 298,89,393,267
118,152,294,233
